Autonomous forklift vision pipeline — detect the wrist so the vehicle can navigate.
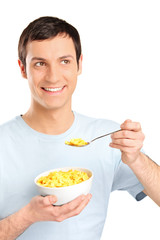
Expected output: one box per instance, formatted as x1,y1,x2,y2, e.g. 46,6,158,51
127,152,145,169
17,204,37,226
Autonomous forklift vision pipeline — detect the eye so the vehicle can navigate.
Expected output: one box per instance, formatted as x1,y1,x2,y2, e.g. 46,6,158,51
35,62,46,67
61,59,70,65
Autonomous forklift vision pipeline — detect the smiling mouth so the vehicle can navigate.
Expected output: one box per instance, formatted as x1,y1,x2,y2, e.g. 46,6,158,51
42,87,64,92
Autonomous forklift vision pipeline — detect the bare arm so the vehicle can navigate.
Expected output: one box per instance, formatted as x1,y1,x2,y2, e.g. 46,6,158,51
110,119,160,206
128,153,160,206
0,204,33,240
0,194,92,240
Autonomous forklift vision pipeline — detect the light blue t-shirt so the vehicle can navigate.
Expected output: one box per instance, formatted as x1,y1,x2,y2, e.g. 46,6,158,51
0,112,145,240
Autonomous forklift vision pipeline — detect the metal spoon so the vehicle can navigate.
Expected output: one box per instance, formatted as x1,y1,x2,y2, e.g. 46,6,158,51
65,129,122,147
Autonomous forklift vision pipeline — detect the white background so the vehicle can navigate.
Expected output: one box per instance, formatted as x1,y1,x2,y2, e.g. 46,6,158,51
0,0,159,239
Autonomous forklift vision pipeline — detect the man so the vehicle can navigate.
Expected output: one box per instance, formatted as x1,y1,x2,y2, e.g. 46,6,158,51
0,16,159,240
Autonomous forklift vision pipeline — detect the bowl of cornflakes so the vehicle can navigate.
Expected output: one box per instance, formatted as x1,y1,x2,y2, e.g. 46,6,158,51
34,167,93,205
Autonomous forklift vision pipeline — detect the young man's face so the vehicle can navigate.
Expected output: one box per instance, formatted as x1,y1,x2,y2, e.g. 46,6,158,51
19,35,82,111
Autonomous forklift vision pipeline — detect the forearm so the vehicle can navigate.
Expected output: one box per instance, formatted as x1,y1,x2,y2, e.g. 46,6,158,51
0,194,92,239
128,152,160,206
0,204,34,240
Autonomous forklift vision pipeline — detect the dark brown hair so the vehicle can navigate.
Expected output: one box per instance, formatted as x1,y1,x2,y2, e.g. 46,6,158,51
18,16,82,70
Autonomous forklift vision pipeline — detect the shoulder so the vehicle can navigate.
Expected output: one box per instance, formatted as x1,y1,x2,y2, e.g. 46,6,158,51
75,112,120,134
0,116,20,137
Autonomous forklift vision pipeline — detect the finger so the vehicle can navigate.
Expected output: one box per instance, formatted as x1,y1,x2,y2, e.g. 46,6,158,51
123,119,132,124
71,194,92,214
54,194,88,215
110,140,143,151
111,138,142,148
109,143,141,153
111,130,144,140
62,194,91,213
41,195,58,207
120,121,141,132
109,144,135,153
48,194,92,222
59,194,92,221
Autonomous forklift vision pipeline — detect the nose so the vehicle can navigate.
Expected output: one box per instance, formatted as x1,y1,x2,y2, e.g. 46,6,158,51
46,64,61,83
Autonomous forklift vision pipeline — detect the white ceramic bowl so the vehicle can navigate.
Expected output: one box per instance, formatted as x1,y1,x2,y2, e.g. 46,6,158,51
34,167,93,205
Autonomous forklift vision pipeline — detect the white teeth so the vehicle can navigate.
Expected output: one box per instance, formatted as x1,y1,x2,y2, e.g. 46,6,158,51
43,87,63,92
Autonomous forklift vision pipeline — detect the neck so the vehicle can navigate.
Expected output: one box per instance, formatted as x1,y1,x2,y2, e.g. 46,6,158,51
22,103,74,135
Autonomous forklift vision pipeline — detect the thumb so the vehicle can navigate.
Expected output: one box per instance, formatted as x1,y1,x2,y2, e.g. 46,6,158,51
42,195,58,206
121,119,132,128
124,119,132,124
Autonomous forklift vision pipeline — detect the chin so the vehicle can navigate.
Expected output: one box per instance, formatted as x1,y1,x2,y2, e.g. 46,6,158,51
36,97,71,112
42,103,66,111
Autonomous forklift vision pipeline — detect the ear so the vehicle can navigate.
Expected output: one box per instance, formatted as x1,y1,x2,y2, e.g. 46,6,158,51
18,59,27,79
77,54,83,75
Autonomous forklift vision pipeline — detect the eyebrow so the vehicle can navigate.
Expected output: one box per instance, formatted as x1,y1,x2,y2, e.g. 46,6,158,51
59,55,74,60
31,55,74,62
31,57,46,62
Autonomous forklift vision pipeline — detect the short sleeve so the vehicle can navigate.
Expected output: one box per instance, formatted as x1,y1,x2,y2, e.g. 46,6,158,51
111,160,146,201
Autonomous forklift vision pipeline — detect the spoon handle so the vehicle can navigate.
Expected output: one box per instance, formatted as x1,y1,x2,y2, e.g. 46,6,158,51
90,129,121,143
